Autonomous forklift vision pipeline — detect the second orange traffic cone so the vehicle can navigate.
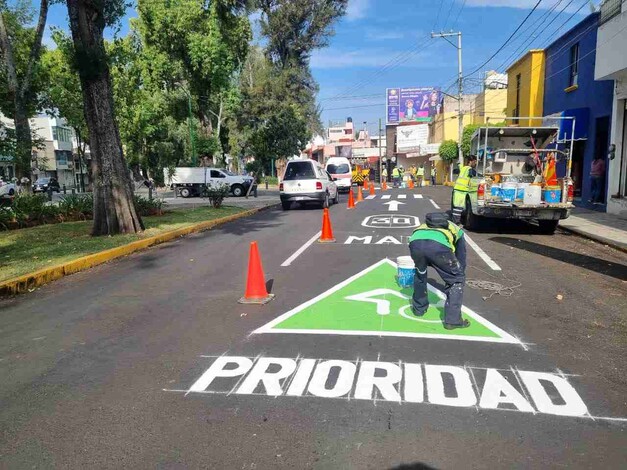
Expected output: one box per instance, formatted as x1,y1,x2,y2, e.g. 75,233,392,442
357,185,364,202
239,241,274,304
369,182,375,196
408,178,414,189
382,180,388,191
347,187,356,209
318,208,336,243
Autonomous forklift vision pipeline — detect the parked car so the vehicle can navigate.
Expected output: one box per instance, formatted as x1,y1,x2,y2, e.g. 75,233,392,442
32,177,60,193
325,156,352,192
164,167,255,198
280,159,339,210
0,180,16,197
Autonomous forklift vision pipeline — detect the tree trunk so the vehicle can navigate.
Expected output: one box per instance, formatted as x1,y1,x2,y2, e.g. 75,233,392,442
13,100,33,187
66,0,143,236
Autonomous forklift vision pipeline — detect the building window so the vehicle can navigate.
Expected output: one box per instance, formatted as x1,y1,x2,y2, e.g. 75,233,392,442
52,126,72,143
55,150,70,165
513,74,521,118
569,43,579,87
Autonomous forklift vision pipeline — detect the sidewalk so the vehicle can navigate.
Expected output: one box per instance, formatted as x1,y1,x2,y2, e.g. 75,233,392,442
560,207,627,251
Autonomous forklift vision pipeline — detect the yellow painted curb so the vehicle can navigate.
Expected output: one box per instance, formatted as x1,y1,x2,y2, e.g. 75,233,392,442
0,204,279,297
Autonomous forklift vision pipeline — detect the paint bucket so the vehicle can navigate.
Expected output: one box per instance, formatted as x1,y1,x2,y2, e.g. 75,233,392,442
396,256,415,288
543,186,562,203
516,183,529,201
490,184,502,199
524,184,542,205
501,182,517,202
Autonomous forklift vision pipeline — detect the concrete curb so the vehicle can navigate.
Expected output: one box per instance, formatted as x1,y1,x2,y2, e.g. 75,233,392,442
0,203,279,297
558,225,627,253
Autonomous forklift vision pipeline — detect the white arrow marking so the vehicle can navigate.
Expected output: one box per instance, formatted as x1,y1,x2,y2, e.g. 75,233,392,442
383,200,405,212
345,289,409,315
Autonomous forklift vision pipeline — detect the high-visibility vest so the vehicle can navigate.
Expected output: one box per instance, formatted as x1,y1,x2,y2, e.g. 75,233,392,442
409,221,464,252
392,168,401,177
454,166,474,192
417,167,425,176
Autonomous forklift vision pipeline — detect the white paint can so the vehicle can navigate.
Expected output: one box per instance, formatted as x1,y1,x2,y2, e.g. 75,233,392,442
524,184,542,205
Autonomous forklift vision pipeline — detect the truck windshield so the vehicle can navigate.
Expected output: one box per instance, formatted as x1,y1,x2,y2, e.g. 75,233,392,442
327,164,350,174
284,162,316,180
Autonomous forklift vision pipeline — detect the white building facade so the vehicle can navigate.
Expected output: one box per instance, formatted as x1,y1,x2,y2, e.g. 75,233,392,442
595,0,627,216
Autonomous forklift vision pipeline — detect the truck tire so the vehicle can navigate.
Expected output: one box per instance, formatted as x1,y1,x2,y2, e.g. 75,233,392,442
538,219,559,235
231,184,245,197
464,197,481,231
179,187,192,198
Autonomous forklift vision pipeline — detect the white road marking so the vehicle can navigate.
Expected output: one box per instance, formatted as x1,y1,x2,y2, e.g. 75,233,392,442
464,234,502,271
381,194,391,200
429,199,441,209
281,231,322,267
397,194,407,199
383,201,405,212
365,195,376,200
414,194,423,199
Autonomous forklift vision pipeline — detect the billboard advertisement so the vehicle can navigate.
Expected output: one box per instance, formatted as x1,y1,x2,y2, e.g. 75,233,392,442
387,87,443,124
396,124,429,152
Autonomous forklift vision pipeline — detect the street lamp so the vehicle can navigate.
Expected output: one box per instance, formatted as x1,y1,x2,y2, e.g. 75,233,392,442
176,83,198,167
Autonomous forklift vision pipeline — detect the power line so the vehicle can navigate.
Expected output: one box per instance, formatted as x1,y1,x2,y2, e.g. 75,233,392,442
322,103,386,111
451,0,468,30
441,0,457,31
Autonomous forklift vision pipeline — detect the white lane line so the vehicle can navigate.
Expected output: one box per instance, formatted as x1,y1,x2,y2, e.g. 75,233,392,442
397,194,407,199
365,195,376,200
281,231,322,267
414,194,423,199
429,199,441,209
464,234,502,271
381,194,391,200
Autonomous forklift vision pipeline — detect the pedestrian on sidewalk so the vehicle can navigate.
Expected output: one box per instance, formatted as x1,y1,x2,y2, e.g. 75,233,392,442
589,155,606,204
408,213,470,329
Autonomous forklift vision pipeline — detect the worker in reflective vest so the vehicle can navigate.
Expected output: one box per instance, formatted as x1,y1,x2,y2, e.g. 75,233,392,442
416,164,425,187
408,212,469,329
392,166,402,187
451,155,478,223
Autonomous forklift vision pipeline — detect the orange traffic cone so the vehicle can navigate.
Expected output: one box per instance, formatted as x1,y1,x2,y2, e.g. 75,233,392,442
382,180,388,191
369,182,375,196
319,208,336,243
408,178,414,189
363,180,369,191
347,187,356,209
239,241,274,304
357,185,364,202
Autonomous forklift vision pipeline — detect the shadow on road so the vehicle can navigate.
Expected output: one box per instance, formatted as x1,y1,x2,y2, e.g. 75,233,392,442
215,208,284,236
390,463,439,470
490,236,627,281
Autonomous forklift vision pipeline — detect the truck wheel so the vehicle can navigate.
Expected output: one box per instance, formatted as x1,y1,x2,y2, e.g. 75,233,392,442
282,201,291,211
8,188,14,196
231,184,245,197
538,219,559,235
464,198,481,231
179,187,192,198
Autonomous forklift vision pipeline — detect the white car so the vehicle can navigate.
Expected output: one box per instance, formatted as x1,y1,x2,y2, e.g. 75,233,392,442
280,159,339,210
165,167,255,198
325,156,352,192
0,181,16,197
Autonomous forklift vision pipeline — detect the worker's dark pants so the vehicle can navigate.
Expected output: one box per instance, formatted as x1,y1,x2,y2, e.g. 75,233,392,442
451,189,467,224
408,239,467,326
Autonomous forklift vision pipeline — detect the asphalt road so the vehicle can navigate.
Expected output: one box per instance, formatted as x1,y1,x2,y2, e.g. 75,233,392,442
1,186,626,469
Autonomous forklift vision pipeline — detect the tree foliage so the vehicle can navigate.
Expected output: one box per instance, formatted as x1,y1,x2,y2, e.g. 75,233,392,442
439,140,459,163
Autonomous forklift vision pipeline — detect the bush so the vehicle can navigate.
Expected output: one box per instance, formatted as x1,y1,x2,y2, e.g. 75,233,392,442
133,195,166,216
11,193,59,225
58,193,93,219
201,183,230,208
263,176,279,186
0,206,15,230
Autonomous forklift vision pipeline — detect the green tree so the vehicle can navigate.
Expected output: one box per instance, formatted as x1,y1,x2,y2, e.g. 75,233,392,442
439,139,459,183
461,124,480,159
0,0,49,186
65,0,143,235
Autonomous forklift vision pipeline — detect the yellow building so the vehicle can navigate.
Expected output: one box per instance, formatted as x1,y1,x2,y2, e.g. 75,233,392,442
429,111,473,184
473,88,508,124
506,49,545,127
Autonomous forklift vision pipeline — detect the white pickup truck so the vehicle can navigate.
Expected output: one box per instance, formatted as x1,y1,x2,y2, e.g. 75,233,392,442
164,167,255,198
463,124,574,234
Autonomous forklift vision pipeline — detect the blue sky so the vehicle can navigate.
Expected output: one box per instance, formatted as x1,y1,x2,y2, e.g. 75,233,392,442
41,0,592,134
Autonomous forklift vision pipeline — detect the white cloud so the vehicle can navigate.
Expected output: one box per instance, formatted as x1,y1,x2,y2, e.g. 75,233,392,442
346,0,371,21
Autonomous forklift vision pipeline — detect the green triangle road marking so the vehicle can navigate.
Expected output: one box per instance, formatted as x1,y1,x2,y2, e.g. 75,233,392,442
254,259,521,344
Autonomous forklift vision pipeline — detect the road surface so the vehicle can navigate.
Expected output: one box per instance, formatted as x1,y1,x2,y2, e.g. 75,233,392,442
1,186,626,468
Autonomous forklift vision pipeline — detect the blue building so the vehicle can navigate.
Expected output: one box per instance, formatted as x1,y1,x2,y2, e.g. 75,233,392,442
543,12,614,210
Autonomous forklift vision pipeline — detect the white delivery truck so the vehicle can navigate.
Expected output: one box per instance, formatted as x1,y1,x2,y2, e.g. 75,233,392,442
463,118,575,234
164,167,255,198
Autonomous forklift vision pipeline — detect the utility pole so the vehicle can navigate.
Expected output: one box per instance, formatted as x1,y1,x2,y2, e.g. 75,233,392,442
378,118,383,184
431,31,464,168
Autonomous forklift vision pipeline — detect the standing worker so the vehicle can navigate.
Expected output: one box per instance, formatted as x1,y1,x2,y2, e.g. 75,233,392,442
451,155,478,223
416,164,425,187
381,166,388,183
392,166,401,188
408,213,469,329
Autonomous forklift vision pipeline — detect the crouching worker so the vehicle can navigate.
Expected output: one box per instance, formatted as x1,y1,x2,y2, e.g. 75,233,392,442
408,212,470,330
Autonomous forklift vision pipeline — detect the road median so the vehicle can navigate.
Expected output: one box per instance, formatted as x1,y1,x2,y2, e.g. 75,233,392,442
0,203,278,297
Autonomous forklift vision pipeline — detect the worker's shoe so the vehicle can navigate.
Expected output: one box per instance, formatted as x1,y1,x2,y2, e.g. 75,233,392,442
411,305,427,317
444,319,471,330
